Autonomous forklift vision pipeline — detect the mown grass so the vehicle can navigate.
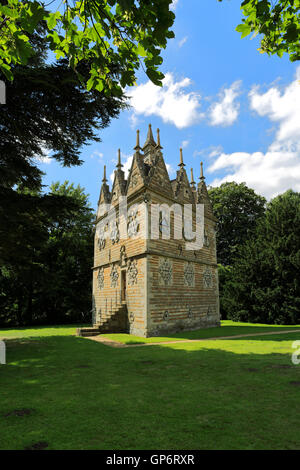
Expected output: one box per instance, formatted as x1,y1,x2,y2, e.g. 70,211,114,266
0,323,300,450
101,320,300,344
0,324,87,339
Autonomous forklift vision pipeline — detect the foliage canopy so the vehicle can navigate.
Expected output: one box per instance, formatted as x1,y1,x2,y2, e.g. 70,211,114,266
0,182,94,326
0,0,175,94
228,0,300,61
221,190,300,324
208,182,266,266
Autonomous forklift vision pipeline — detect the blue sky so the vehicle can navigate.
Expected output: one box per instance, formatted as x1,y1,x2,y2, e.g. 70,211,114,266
38,0,300,210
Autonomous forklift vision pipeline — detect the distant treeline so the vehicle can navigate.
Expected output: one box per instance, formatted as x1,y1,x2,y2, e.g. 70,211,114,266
209,183,300,325
0,182,94,327
0,181,299,327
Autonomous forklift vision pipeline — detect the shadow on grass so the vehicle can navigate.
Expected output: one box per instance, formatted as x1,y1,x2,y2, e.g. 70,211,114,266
101,322,300,345
1,333,300,450
160,323,300,340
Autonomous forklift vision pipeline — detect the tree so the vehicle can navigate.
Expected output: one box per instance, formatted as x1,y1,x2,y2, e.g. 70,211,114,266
208,182,266,266
36,181,94,324
0,28,127,190
0,181,94,326
0,29,126,266
222,190,300,324
222,0,300,62
0,0,175,94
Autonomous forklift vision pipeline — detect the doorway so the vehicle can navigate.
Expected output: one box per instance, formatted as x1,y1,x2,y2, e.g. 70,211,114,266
121,270,126,302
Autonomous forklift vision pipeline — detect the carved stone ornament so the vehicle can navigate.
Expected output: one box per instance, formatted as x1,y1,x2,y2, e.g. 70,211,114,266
203,267,213,289
184,262,195,287
97,267,104,290
120,245,127,267
97,227,106,250
110,264,119,288
159,258,173,286
127,207,139,238
143,192,151,203
163,310,169,321
131,174,138,187
110,220,119,245
127,259,138,286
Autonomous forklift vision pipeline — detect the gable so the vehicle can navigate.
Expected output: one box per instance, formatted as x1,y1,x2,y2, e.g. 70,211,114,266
126,152,146,196
111,171,126,204
144,150,173,196
173,168,195,204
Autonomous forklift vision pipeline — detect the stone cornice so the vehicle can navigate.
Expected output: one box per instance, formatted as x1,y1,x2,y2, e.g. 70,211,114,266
92,249,218,270
95,185,217,225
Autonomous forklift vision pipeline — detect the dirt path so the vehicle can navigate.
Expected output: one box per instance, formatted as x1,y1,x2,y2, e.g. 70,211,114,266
85,329,300,348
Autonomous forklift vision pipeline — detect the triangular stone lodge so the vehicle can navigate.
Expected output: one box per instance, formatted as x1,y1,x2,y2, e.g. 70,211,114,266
81,125,220,337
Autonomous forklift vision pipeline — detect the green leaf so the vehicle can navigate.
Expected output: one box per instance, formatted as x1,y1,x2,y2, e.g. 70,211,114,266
55,50,65,60
86,76,95,91
146,68,164,86
95,79,104,92
236,23,252,38
47,12,61,30
136,44,147,57
0,62,13,81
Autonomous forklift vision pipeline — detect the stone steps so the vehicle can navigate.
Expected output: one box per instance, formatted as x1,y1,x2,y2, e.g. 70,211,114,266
76,327,101,337
77,304,128,337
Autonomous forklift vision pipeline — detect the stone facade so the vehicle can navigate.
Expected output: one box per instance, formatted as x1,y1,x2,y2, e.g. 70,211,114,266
91,125,220,337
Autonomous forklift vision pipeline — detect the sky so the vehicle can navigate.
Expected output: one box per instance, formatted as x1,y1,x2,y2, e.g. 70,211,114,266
38,0,300,210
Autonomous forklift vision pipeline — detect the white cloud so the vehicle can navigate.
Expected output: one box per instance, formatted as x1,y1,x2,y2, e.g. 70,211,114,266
209,81,241,127
128,72,203,129
249,68,300,144
181,140,189,148
166,163,176,178
170,0,179,10
208,147,300,199
208,68,300,199
128,112,141,129
193,145,223,159
36,155,51,164
178,36,188,48
35,147,52,164
91,150,104,160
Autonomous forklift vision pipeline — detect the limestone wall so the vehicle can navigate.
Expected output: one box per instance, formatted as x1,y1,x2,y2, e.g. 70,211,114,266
147,254,220,336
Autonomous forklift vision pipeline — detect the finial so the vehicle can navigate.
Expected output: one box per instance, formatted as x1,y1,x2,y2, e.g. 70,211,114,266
156,128,162,149
190,168,196,189
116,148,123,169
142,124,156,150
102,165,107,183
134,129,141,151
179,148,185,168
200,161,205,181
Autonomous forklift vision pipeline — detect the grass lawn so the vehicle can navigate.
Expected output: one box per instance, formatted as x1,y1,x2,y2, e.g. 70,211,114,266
0,323,300,450
101,320,300,344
